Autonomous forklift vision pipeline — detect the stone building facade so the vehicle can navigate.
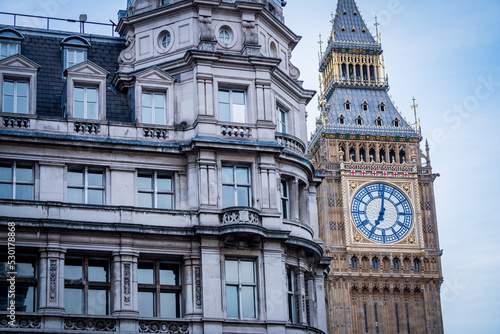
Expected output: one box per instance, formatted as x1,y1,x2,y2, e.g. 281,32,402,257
309,0,444,333
0,0,329,333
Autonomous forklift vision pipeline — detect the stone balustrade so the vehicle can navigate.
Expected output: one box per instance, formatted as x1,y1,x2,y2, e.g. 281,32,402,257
220,207,261,225
275,132,306,155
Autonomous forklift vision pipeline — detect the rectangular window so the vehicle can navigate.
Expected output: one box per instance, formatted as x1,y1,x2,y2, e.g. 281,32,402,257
66,49,86,69
222,166,251,208
363,303,368,333
225,259,256,319
281,179,290,219
395,305,400,333
67,167,105,205
374,304,379,333
137,260,181,318
3,80,28,114
0,42,19,59
64,256,110,315
276,105,288,133
406,304,411,334
74,86,98,119
0,161,34,200
0,254,37,312
287,268,297,324
138,171,174,209
218,89,246,123
142,92,166,125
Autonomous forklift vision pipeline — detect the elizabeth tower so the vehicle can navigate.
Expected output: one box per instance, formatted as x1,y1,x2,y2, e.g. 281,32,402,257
309,0,444,333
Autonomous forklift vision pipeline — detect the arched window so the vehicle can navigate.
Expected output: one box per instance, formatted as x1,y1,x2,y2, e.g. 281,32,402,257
362,65,368,81
351,257,358,269
359,148,366,162
341,64,347,79
414,259,421,271
349,148,355,161
399,150,406,163
348,64,354,79
379,149,386,163
369,148,376,162
372,257,379,269
355,64,361,80
389,149,396,163
392,258,400,270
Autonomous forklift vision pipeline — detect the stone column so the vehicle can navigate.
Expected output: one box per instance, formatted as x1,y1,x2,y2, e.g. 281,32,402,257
184,256,203,318
111,251,139,316
297,268,307,325
38,247,65,315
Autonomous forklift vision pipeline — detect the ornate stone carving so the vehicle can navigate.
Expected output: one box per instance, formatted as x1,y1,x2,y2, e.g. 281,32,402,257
49,259,57,301
221,209,260,225
64,318,116,331
123,263,131,304
198,15,216,52
242,20,258,45
139,321,189,333
194,266,202,309
118,35,136,66
0,315,41,328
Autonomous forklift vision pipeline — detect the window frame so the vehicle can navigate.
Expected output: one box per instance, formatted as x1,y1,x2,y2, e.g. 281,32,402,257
0,252,37,313
280,179,290,220
276,103,288,133
287,267,298,324
2,79,29,114
141,91,167,125
0,161,34,200
0,42,19,60
221,165,251,208
73,85,99,120
137,260,182,318
218,88,247,123
224,258,257,319
66,166,105,205
137,171,174,209
64,48,87,70
64,256,111,315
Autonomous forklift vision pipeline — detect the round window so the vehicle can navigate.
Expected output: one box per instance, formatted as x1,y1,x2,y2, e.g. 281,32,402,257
161,31,171,49
218,27,233,45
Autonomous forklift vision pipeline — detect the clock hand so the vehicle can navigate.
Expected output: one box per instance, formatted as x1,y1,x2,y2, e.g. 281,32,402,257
375,185,386,226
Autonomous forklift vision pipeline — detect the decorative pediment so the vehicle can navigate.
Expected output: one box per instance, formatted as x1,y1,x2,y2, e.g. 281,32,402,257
0,28,24,42
61,35,91,48
65,60,109,77
0,54,40,71
135,66,176,84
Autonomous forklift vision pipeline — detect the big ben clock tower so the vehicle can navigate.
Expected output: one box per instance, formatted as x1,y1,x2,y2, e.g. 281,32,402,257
309,0,444,333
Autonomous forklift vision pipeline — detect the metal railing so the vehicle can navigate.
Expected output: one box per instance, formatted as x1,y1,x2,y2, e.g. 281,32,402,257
0,12,117,36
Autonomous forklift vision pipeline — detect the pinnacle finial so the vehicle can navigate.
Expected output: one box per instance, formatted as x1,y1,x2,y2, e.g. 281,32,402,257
374,15,380,43
318,33,323,54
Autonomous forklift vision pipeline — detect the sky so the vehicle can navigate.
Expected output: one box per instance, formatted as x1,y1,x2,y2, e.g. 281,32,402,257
1,0,499,332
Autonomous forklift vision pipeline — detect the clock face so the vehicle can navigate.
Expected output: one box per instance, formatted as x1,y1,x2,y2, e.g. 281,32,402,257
351,183,413,244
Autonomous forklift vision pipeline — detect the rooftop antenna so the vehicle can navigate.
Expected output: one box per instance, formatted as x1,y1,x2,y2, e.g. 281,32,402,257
374,15,380,43
411,97,421,134
318,33,323,55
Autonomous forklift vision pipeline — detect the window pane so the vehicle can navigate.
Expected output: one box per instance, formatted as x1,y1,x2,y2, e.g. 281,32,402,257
68,170,83,185
17,96,28,114
155,106,165,125
74,87,84,101
16,286,34,312
241,286,255,318
76,51,84,63
16,184,33,200
160,292,177,318
142,93,152,107
218,90,230,103
157,176,172,191
3,95,14,113
88,171,103,187
240,261,255,284
138,174,153,190
17,82,28,96
16,165,33,182
142,106,152,124
221,167,234,183
87,101,98,119
87,188,103,205
236,186,249,207
232,91,245,105
157,193,173,209
65,258,83,280
88,259,108,282
138,192,153,208
0,164,12,180
222,185,234,208
0,184,12,199
88,289,107,315
87,88,98,103
226,285,239,318
4,81,14,95
225,260,238,283
160,263,179,285
154,93,164,108
16,256,36,278
74,101,84,118
68,187,83,203
64,288,83,314
138,262,154,284
232,104,246,123
219,102,230,121
138,291,154,317
236,167,249,184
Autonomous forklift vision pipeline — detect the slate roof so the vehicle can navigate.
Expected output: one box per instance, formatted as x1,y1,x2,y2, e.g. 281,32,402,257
0,26,129,122
332,0,376,44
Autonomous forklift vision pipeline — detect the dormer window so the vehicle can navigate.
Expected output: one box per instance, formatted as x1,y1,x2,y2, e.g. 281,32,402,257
351,27,356,32
362,101,368,111
375,116,382,126
379,102,386,112
339,114,345,125
0,28,24,60
393,117,400,127
356,115,362,125
345,100,351,111
61,36,91,70
341,27,346,32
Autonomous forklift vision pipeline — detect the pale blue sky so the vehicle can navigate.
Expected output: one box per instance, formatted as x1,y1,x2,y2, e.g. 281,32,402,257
1,0,499,332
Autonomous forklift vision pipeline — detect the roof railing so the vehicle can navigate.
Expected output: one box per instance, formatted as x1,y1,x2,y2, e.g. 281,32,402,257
0,12,117,36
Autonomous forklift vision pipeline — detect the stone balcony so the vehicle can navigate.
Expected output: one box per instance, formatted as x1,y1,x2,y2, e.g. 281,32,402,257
275,132,306,155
